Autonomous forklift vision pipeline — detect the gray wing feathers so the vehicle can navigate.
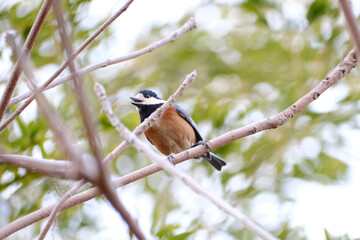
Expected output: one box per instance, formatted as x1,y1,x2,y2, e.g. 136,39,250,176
173,104,226,171
173,104,203,142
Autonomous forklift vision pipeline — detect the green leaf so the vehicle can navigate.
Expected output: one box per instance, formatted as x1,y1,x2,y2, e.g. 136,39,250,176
307,0,335,23
172,231,196,240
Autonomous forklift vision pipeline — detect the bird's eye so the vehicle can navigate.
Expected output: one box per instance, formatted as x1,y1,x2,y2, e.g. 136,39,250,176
144,94,150,98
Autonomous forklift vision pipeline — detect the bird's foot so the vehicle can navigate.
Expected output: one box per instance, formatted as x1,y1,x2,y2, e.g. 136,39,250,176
192,140,212,159
166,153,176,166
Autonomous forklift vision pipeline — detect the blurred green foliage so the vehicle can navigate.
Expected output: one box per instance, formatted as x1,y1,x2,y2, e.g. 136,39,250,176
0,0,359,239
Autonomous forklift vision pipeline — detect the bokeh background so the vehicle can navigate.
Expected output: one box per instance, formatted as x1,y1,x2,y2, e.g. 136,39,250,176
1,0,360,239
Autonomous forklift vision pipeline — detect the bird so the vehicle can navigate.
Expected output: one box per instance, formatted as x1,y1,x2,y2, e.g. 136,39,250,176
130,89,226,171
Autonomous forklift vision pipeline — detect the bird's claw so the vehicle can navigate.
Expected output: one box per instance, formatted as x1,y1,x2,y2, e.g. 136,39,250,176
192,140,212,159
166,153,176,166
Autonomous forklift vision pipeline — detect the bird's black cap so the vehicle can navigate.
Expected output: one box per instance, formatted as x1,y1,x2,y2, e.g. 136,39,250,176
138,90,161,99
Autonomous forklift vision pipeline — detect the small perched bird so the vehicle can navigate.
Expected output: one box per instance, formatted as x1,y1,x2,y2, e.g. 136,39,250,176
130,90,226,171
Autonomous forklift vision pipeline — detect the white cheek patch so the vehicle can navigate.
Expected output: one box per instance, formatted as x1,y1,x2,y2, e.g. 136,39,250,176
134,93,166,105
146,97,165,104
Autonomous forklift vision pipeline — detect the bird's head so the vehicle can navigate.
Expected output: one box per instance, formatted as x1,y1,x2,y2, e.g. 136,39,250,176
130,90,165,107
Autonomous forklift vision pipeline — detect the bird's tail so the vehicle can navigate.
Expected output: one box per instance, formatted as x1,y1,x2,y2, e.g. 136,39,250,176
202,152,226,171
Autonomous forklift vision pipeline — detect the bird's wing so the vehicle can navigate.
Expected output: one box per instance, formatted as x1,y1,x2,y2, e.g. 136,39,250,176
172,104,203,142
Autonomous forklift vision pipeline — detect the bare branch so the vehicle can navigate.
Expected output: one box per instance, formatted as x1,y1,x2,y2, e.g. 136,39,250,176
171,50,360,161
5,18,143,240
0,70,197,238
0,0,136,132
49,2,147,240
37,2,102,239
37,180,86,240
0,154,78,179
52,0,103,173
0,161,163,239
5,23,100,185
7,18,197,108
339,0,360,55
0,0,53,122
1,49,358,239
5,22,134,239
0,23,198,238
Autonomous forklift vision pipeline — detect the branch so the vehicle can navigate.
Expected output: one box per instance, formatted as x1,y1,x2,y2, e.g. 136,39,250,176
46,2,147,240
95,75,277,240
0,49,358,239
338,0,360,55
0,0,136,132
7,18,197,108
169,50,360,161
37,180,86,240
0,70,197,239
7,22,143,240
0,162,165,239
5,31,100,185
35,0,138,232
0,23,198,237
0,0,53,122
53,0,102,163
0,154,78,179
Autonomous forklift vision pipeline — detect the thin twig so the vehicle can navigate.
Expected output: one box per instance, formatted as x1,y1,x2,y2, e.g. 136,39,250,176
0,0,136,132
36,180,86,240
53,0,103,161
6,18,197,109
338,0,360,55
0,0,53,122
95,76,277,240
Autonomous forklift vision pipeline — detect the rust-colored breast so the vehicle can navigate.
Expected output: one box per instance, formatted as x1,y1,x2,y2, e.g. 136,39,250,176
145,106,196,155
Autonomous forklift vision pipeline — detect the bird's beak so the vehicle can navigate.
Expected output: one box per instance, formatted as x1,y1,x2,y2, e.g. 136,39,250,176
130,97,143,106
